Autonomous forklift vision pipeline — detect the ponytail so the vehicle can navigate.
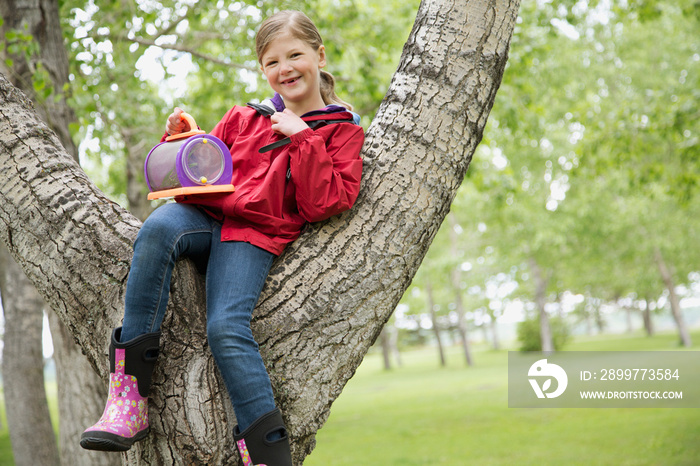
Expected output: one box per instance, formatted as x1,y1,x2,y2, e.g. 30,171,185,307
320,70,353,111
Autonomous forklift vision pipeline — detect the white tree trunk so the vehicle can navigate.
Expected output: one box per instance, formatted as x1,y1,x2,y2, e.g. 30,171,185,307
426,278,447,367
448,213,473,365
654,248,691,348
0,0,520,463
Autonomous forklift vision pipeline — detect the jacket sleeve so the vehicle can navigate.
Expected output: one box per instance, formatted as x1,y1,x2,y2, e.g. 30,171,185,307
287,123,364,223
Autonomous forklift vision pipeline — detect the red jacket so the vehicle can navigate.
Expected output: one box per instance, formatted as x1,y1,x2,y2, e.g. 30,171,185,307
177,103,364,255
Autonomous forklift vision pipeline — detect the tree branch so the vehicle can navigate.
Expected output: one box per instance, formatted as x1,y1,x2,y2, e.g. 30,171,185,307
154,11,190,38
0,0,521,462
120,34,258,72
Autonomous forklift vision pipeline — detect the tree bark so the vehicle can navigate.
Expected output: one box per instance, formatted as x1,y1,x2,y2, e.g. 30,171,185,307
0,0,520,462
654,248,691,347
0,249,60,466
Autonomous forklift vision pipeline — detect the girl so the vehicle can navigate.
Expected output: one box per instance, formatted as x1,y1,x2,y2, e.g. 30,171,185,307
80,10,364,466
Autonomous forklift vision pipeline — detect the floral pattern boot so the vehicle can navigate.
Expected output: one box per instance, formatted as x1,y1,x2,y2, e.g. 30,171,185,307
80,327,160,452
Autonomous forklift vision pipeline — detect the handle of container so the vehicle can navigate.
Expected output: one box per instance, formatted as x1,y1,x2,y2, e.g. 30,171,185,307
165,111,206,141
179,112,198,132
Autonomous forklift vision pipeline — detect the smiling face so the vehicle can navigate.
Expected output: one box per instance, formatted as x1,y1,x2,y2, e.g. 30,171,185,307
260,32,327,116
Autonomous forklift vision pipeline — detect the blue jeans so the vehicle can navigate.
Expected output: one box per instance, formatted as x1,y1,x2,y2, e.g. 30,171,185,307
120,203,276,431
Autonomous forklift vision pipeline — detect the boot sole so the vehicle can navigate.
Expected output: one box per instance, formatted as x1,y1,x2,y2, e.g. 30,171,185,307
80,428,149,452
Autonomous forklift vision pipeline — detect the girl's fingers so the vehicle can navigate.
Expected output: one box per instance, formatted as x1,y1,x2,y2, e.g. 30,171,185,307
166,107,188,134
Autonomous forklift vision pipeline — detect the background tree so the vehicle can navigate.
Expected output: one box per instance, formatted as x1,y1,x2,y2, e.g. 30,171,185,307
429,0,700,351
0,2,120,464
0,253,60,465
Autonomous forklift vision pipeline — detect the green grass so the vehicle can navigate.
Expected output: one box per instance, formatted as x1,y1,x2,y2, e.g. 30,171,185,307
0,388,13,466
305,331,700,465
1,331,698,465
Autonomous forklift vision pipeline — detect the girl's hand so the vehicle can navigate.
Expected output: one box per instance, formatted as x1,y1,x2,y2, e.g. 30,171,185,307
270,109,309,136
165,107,191,135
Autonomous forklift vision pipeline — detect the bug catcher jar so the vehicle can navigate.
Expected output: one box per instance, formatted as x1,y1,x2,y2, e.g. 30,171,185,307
145,112,234,200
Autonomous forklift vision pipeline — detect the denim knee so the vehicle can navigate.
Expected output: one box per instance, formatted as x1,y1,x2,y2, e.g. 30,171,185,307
207,318,259,360
135,204,184,247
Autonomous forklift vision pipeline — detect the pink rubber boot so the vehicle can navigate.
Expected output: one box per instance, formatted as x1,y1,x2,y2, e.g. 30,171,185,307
80,327,160,452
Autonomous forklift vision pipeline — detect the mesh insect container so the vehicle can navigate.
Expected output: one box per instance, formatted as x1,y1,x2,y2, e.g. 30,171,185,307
144,112,234,200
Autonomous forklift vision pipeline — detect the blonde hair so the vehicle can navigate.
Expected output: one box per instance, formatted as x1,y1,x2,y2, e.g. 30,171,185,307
256,10,353,111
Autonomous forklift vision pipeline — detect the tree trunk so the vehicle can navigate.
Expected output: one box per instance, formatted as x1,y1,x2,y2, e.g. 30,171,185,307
379,327,393,370
0,0,520,462
0,0,77,157
0,249,60,466
122,127,155,221
593,300,605,334
654,248,691,347
426,279,447,367
452,283,473,364
448,214,473,365
388,324,402,368
47,312,122,466
0,2,119,465
489,314,501,351
529,257,553,352
642,297,654,337
378,323,402,370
